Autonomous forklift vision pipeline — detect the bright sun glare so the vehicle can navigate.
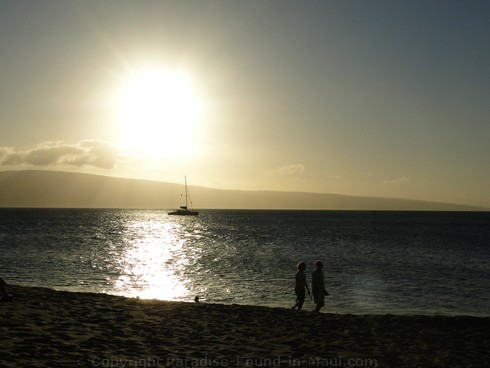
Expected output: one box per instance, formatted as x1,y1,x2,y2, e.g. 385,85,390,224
114,67,202,157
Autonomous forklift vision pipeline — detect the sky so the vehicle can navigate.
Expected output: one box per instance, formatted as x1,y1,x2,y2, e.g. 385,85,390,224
0,0,489,208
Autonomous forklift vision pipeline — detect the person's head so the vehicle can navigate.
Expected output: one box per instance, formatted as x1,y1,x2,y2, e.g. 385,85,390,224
297,261,306,271
315,260,323,270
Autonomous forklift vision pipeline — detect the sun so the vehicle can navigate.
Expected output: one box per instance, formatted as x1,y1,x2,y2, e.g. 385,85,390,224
114,67,203,157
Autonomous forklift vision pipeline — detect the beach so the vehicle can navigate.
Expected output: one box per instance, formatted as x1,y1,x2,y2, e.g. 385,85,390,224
0,285,488,367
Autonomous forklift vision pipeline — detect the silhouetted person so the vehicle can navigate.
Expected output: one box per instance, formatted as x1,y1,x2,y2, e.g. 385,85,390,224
291,261,310,310
312,261,328,313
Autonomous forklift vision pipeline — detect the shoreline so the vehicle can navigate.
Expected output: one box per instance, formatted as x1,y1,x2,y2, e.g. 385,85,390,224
1,285,489,367
7,282,489,319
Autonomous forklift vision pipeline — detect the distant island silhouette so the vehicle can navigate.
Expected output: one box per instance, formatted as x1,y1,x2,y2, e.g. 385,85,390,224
0,170,486,211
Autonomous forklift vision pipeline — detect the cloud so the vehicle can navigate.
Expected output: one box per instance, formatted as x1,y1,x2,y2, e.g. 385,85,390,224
0,140,118,169
383,176,410,185
272,164,306,176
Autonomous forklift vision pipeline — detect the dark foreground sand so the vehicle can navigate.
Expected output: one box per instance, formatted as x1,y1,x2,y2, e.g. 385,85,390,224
1,285,488,367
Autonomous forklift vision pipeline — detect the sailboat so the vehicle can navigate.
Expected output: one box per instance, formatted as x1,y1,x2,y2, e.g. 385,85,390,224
168,176,199,216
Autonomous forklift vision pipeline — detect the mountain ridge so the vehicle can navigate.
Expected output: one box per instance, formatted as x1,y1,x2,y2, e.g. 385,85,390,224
0,170,486,211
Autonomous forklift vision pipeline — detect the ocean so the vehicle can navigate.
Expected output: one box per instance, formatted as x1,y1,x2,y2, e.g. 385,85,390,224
0,209,488,316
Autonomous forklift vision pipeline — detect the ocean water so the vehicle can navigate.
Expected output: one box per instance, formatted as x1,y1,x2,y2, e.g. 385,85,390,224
0,209,488,316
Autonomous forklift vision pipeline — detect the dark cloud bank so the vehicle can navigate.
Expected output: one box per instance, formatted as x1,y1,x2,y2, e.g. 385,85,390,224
0,141,118,169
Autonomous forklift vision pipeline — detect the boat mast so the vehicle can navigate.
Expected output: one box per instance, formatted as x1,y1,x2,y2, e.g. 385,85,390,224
184,176,188,209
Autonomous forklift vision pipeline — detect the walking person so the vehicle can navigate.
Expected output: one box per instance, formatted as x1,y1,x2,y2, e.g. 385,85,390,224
312,261,329,313
291,261,310,310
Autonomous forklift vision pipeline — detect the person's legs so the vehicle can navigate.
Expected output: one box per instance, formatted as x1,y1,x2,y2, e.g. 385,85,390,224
313,296,325,313
293,288,306,310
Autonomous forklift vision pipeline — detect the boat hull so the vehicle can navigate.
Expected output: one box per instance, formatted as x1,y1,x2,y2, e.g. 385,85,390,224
168,210,199,216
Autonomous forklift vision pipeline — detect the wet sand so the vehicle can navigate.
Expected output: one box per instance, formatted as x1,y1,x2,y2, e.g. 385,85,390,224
0,285,488,367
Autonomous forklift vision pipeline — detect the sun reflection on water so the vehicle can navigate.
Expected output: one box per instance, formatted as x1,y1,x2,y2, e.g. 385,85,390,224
113,216,191,301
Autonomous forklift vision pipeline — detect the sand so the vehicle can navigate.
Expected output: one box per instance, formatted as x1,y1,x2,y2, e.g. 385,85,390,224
0,285,488,367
